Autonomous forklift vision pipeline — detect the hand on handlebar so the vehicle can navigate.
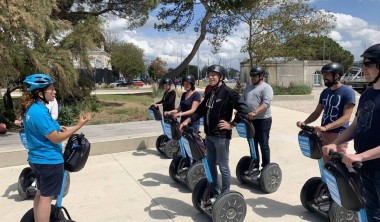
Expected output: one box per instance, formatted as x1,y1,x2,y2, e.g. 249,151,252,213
322,144,338,156
342,153,363,168
296,121,304,128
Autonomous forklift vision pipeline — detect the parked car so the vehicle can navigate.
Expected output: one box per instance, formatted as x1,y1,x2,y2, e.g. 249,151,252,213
133,80,144,87
110,80,125,87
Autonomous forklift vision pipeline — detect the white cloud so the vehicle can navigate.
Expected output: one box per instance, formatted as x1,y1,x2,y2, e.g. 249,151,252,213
327,12,380,60
104,10,380,70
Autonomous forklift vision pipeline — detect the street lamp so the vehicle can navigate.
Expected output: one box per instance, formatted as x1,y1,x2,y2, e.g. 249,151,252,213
194,27,200,86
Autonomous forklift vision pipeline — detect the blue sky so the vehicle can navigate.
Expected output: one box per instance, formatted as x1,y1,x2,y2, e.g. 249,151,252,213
104,0,380,70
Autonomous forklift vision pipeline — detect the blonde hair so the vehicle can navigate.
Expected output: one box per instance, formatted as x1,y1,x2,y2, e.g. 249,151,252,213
19,92,37,117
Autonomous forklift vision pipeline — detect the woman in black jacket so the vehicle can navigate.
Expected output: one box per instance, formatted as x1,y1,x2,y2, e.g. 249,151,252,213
152,77,176,112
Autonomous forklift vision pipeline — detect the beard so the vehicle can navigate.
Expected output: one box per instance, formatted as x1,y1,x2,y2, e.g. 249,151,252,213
324,80,335,87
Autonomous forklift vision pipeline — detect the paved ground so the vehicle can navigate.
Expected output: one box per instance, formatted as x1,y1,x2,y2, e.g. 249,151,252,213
0,86,361,221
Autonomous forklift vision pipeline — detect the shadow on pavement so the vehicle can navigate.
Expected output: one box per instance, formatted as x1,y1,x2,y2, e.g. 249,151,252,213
2,182,28,202
131,149,169,159
246,197,326,222
137,172,191,193
144,197,208,221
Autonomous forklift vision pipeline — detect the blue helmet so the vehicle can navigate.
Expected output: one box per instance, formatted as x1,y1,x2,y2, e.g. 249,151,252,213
24,74,55,92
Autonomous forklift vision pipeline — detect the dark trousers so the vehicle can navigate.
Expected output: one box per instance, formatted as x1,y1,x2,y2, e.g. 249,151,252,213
251,117,272,168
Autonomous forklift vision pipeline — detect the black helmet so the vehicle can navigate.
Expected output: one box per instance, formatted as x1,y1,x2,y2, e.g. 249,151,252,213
321,62,344,77
161,77,172,85
250,67,266,76
207,65,227,80
182,74,195,85
361,43,380,63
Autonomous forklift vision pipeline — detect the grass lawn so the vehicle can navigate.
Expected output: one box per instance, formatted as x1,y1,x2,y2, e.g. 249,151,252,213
90,94,154,125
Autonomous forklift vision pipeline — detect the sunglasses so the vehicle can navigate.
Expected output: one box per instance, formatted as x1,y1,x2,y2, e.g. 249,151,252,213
362,61,376,68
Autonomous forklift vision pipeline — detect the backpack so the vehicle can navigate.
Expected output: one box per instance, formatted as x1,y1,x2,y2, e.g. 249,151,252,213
63,133,91,172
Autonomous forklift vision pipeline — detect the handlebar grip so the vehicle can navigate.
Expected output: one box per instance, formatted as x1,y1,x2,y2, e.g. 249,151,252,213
352,161,362,171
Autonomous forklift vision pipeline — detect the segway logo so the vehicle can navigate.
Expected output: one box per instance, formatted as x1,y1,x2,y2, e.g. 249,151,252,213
298,136,311,158
323,168,342,207
236,123,247,138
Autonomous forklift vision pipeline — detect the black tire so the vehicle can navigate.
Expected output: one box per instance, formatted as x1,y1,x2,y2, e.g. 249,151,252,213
164,139,180,159
259,163,282,193
300,177,324,212
212,191,247,222
235,156,251,184
169,156,186,183
155,134,169,154
328,201,359,222
20,205,67,222
192,178,208,212
18,167,37,199
186,161,206,191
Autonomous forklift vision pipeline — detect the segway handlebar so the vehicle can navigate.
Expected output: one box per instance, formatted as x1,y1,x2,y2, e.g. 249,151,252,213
300,124,314,133
328,150,362,171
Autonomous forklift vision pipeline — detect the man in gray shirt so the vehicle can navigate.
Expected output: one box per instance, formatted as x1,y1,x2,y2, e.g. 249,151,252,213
241,66,273,173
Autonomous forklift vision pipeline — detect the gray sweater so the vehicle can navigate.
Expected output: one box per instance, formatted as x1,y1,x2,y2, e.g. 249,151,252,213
242,82,273,119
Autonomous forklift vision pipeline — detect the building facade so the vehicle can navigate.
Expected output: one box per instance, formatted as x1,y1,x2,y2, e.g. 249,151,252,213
240,59,330,87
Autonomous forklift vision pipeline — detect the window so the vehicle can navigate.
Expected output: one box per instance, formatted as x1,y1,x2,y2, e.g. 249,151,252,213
313,71,322,86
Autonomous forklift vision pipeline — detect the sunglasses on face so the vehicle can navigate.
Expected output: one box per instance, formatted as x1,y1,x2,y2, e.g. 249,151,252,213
362,61,376,68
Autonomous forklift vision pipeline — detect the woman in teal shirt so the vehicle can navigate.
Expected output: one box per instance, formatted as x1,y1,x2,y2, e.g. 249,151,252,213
22,74,91,221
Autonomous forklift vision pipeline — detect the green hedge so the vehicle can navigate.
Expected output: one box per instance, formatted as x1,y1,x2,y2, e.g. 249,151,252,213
272,83,312,95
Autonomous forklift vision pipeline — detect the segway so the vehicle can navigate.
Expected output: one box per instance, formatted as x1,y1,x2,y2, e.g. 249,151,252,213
191,136,247,221
169,125,206,191
324,150,367,222
298,125,360,221
148,106,180,158
234,114,282,193
21,133,91,222
17,129,70,200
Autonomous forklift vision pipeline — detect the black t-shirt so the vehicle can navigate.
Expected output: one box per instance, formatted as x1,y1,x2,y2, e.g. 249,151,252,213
156,90,176,112
354,87,380,170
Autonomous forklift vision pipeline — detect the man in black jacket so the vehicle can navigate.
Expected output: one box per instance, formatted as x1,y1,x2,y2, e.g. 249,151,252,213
180,65,248,194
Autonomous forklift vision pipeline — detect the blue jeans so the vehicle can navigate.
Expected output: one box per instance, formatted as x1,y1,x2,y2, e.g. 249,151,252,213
205,136,230,194
251,118,272,167
362,169,380,222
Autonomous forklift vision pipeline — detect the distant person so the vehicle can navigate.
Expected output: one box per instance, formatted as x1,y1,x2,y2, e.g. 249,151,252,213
166,75,201,131
322,43,380,222
241,67,273,172
151,77,176,112
297,62,356,162
180,65,248,194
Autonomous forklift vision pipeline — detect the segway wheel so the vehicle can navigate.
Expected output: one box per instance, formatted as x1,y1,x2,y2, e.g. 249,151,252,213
169,156,186,183
300,177,325,212
186,161,206,191
155,134,169,154
212,191,247,222
192,178,209,212
20,205,68,222
164,139,180,159
328,201,359,222
259,163,282,193
18,167,37,199
235,156,251,184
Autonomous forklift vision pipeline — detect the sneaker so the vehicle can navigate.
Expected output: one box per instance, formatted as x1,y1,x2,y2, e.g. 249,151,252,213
244,167,260,176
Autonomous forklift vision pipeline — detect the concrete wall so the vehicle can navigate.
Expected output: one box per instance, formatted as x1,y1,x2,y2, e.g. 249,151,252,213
240,60,330,87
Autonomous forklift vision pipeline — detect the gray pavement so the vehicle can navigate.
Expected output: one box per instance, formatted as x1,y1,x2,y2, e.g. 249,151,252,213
0,87,360,221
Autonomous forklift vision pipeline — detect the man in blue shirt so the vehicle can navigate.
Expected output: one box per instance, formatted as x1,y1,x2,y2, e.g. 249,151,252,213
297,62,356,162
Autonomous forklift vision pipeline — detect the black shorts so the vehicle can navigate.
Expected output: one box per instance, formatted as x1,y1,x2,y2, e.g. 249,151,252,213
29,162,64,197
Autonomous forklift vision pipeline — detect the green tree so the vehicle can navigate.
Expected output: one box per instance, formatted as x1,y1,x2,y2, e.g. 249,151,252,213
148,57,167,80
110,43,145,81
237,0,336,67
154,0,254,79
282,35,354,71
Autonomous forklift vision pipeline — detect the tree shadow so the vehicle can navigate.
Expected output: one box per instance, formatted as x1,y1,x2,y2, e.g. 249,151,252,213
1,182,29,202
144,197,208,221
137,172,191,193
246,196,326,222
